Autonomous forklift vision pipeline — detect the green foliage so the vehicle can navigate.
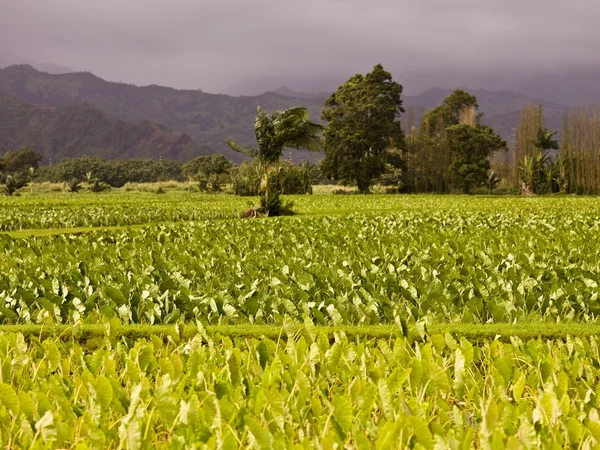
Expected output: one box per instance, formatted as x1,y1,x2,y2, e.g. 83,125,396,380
402,89,494,194
2,195,600,324
423,89,480,134
228,106,322,167
1,174,28,196
321,64,405,193
182,154,232,179
447,124,507,193
88,179,110,193
227,106,322,215
230,161,261,196
519,128,561,194
40,157,184,188
231,161,316,197
484,170,501,193
0,193,247,232
0,331,596,447
377,148,407,190
1,147,43,173
67,179,82,193
532,128,560,152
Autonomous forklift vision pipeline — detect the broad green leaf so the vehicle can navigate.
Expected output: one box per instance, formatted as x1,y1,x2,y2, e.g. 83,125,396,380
95,375,113,410
105,286,127,305
0,383,19,415
410,416,433,450
332,394,353,435
378,379,394,420
376,420,402,450
246,416,273,450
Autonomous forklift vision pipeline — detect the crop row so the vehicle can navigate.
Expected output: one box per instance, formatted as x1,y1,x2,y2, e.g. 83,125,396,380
1,194,598,231
1,208,600,325
0,327,599,448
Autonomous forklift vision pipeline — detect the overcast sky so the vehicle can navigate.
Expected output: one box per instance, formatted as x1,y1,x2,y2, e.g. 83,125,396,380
0,0,598,95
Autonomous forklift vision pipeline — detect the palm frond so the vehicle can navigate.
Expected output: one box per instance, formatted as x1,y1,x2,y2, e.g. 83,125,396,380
531,128,559,151
226,137,258,158
254,107,274,157
273,107,323,152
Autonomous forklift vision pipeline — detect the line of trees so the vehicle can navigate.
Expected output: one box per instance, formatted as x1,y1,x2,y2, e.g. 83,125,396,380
8,64,600,200
490,104,600,195
0,148,323,197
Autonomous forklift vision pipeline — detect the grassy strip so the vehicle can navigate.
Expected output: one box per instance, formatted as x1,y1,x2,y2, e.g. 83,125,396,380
1,323,600,342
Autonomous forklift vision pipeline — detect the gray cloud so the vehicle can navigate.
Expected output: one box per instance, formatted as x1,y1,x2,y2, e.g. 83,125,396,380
1,0,598,94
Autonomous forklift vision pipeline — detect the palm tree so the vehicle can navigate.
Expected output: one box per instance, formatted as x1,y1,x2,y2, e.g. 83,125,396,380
67,178,82,193
484,170,500,194
227,106,322,216
521,128,559,194
533,128,559,153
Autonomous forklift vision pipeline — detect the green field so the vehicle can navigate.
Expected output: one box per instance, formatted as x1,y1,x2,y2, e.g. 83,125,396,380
2,193,600,448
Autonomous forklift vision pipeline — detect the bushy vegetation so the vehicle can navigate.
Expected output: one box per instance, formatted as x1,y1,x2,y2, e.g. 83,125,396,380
38,156,184,187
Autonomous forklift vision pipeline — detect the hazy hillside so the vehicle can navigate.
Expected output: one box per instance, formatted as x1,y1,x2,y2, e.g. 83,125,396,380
0,55,74,75
0,91,216,161
0,65,325,161
0,65,571,161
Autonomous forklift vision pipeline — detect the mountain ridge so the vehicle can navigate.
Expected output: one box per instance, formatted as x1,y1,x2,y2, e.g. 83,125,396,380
0,64,573,161
0,90,217,162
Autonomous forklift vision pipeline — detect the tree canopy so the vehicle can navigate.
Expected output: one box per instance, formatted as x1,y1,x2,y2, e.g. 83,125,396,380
321,64,405,193
227,106,322,167
1,147,42,173
423,89,479,135
533,128,559,152
447,124,507,193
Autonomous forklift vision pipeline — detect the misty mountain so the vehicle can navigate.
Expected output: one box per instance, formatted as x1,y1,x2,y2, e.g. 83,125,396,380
0,91,216,161
33,63,75,75
0,64,325,162
273,86,332,100
0,64,570,162
0,55,74,75
516,69,600,105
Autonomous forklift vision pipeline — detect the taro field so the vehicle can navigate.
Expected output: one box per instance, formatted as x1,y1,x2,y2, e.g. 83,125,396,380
1,192,600,448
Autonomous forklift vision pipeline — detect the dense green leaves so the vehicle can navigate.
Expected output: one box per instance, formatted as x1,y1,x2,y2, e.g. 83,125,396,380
322,64,405,193
2,196,600,325
0,331,597,447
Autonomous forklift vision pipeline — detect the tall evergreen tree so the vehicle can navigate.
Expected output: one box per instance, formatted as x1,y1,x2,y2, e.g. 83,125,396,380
321,64,404,193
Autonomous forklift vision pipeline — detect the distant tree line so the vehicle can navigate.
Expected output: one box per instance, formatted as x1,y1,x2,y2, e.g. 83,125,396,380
6,63,600,198
492,103,600,195
0,148,323,196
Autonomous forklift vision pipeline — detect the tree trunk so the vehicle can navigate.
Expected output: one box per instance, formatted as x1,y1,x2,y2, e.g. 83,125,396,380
357,176,370,194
